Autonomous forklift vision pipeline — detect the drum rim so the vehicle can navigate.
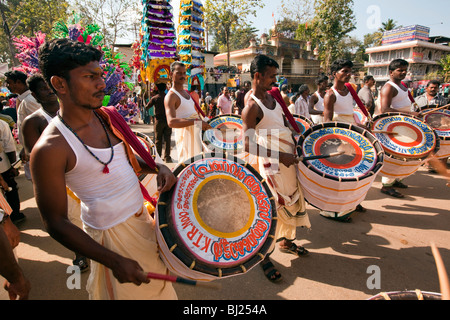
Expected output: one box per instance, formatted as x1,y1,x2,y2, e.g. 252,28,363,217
421,108,450,141
297,121,385,182
368,290,442,300
133,131,157,181
203,115,244,153
157,151,278,278
292,114,314,126
370,112,439,160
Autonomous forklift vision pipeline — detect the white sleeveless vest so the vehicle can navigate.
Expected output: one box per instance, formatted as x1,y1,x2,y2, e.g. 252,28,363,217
52,116,143,230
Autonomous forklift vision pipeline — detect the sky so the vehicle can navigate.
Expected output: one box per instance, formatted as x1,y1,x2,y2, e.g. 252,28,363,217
119,0,449,44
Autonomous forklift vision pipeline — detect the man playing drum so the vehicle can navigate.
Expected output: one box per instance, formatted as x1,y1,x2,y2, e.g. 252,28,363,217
242,55,311,283
379,59,420,198
31,38,178,300
323,59,366,221
165,62,211,164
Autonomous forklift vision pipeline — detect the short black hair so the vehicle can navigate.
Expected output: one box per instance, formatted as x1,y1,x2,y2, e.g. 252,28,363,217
156,82,167,92
26,73,47,93
330,59,353,74
38,38,103,92
316,75,329,85
250,55,279,79
389,59,409,72
363,75,375,83
170,61,185,73
427,80,440,87
4,70,27,84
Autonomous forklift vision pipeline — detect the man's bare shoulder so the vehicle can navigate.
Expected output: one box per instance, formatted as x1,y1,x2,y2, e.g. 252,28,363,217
31,123,69,157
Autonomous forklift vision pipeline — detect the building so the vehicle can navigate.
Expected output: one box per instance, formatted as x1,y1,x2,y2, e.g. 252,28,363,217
365,25,450,85
213,31,322,91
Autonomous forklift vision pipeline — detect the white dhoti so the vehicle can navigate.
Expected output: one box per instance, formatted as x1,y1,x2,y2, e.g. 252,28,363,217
84,207,177,300
257,130,310,243
174,114,203,164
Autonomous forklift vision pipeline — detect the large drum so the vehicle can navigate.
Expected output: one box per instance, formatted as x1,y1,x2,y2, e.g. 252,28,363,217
420,107,450,159
292,114,313,135
203,115,244,154
297,122,384,213
156,153,277,281
370,113,439,180
353,107,368,126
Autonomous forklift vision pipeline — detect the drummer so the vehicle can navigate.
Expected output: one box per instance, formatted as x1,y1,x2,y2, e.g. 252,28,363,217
242,54,311,283
308,75,328,124
165,62,211,164
379,59,420,198
323,59,367,221
414,80,448,110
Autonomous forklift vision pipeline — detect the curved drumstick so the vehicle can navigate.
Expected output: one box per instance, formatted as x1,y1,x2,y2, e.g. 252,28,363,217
297,151,345,162
146,272,222,290
419,104,450,115
431,243,450,300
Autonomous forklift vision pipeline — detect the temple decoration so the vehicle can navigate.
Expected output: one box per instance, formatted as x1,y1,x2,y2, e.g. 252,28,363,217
140,0,177,84
177,0,206,91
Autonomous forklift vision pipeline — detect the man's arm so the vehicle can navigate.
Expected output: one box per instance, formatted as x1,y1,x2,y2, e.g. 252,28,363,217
0,224,30,300
21,116,42,155
30,136,149,285
135,156,177,193
308,94,322,115
164,92,210,130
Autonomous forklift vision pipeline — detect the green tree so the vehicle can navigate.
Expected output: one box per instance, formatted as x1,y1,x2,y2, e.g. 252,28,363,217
312,0,356,72
0,0,69,66
440,54,450,82
379,19,400,32
204,0,264,67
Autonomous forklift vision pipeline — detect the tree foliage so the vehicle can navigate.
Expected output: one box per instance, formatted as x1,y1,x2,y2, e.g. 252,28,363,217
0,0,69,66
203,0,264,66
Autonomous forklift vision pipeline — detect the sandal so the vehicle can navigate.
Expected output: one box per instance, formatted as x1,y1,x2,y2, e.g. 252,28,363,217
322,214,352,223
280,243,310,257
381,187,404,198
261,260,282,283
73,256,90,273
355,204,367,212
393,181,408,189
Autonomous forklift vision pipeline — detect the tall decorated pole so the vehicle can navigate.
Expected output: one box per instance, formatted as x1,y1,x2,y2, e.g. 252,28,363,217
177,0,206,92
140,0,177,86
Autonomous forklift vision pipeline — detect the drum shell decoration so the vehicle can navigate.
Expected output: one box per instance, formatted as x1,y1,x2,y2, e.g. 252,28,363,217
420,107,450,159
297,122,384,213
371,113,440,180
156,153,277,281
353,107,368,126
292,114,313,136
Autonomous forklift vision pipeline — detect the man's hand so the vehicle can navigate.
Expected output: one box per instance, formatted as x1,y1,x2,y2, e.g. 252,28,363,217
109,256,150,286
156,164,177,193
201,121,212,131
4,273,31,300
279,152,299,168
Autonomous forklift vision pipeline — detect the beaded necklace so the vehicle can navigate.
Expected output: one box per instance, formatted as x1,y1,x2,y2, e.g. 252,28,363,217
58,111,114,174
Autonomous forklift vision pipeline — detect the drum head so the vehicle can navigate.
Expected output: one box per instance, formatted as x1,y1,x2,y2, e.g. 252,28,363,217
203,115,244,153
157,153,277,278
422,108,450,140
293,114,313,135
134,131,157,156
298,122,383,181
371,113,437,160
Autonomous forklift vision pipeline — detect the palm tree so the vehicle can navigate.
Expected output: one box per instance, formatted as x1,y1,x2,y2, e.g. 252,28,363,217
379,19,401,33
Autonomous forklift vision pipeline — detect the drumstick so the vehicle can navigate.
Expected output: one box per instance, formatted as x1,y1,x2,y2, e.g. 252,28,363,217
420,104,450,115
297,151,345,161
146,272,222,290
431,243,450,300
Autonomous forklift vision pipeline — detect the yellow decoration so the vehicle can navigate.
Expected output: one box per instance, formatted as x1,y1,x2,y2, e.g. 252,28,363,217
144,201,156,215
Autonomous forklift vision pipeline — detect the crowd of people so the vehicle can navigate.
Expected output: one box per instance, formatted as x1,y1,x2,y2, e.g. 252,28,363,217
0,36,448,300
